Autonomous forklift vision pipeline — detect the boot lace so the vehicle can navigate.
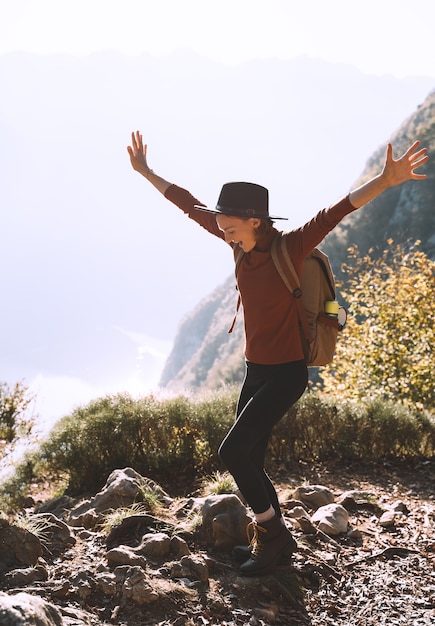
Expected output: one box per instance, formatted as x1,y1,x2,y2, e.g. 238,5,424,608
246,521,267,558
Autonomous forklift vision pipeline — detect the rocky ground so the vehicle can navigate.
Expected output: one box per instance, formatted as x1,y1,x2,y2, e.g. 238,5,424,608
1,458,434,626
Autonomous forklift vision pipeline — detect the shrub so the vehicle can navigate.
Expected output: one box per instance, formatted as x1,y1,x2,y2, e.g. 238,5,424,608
271,392,435,462
320,241,435,410
37,389,237,495
2,388,433,506
0,381,35,457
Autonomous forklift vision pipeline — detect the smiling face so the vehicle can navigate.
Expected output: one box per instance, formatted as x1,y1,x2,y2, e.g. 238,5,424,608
216,214,261,252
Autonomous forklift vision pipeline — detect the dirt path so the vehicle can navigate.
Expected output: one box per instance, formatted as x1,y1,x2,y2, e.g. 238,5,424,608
5,458,435,625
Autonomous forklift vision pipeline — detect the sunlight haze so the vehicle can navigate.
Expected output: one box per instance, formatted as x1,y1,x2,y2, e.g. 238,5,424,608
2,0,435,78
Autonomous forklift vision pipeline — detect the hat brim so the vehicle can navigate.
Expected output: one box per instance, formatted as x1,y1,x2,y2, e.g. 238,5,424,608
193,204,288,220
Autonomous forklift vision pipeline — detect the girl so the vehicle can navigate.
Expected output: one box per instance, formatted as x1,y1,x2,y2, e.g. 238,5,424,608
127,132,428,575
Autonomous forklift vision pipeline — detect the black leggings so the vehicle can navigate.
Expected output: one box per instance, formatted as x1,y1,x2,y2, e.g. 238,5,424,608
218,359,308,515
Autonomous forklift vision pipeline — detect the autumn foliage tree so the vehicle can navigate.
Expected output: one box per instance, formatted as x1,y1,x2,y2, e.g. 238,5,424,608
320,241,435,410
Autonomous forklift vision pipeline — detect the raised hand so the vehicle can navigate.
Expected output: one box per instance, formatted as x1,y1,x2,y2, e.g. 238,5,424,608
127,131,151,176
382,141,429,187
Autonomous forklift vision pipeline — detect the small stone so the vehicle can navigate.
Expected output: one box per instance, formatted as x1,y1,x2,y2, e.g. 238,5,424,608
287,505,311,519
312,504,349,536
379,510,405,527
347,528,363,539
388,500,409,514
180,554,209,582
170,535,190,557
292,485,335,509
106,546,147,568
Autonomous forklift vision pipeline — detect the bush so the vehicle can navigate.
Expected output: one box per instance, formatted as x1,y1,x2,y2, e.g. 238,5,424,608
271,392,435,462
0,381,35,452
37,389,237,495
2,388,433,504
320,241,435,410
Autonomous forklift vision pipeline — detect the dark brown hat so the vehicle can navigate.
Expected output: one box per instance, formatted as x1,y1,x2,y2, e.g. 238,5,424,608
194,182,287,220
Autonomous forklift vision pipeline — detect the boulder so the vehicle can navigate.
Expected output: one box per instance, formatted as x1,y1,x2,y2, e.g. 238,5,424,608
4,565,48,587
0,519,42,576
0,592,63,626
135,532,171,558
170,554,209,583
202,494,252,550
106,546,148,568
170,535,190,557
67,467,172,528
95,565,160,605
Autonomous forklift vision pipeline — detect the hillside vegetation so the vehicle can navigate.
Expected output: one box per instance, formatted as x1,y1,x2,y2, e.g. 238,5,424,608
1,389,434,509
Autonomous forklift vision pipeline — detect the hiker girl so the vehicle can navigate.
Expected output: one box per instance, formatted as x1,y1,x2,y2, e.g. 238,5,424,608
127,132,428,576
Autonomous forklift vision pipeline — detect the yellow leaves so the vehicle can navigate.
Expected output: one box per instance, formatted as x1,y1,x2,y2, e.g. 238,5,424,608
321,241,435,410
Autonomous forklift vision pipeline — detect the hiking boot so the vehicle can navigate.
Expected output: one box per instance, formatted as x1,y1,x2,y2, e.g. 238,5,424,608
232,543,252,562
232,516,296,563
239,516,297,577
233,541,295,563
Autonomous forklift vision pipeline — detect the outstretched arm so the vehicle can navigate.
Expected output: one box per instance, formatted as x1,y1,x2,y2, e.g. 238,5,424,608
127,130,171,195
349,141,429,209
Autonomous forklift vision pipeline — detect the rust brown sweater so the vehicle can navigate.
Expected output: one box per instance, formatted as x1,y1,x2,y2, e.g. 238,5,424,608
165,184,358,364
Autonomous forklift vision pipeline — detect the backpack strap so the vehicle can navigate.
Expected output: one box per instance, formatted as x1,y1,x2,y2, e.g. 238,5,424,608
228,247,244,333
271,235,313,343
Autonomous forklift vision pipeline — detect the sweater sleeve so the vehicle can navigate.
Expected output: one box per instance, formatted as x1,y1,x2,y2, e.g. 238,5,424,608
164,184,225,241
286,194,358,272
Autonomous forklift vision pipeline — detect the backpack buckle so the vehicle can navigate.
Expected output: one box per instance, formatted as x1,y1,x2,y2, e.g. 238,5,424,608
293,287,303,299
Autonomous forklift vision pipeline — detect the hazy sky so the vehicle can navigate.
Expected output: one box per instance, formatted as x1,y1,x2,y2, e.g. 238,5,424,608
2,0,435,78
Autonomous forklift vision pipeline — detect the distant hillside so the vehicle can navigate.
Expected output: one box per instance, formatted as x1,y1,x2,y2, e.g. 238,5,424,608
160,89,435,393
159,276,245,391
322,89,435,270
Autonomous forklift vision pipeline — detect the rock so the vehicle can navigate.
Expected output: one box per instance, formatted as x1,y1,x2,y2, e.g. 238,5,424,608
180,554,209,582
96,565,159,605
347,528,363,540
67,507,99,530
170,561,191,580
202,494,252,550
296,517,317,534
284,498,309,511
0,518,43,575
292,485,335,509
32,513,76,556
311,503,349,536
287,505,311,520
388,500,410,514
4,564,48,587
336,490,381,513
106,546,148,568
36,495,75,518
379,510,406,527
0,591,63,626
114,565,159,605
105,513,175,549
170,535,190,557
67,467,172,528
136,532,171,558
337,490,377,502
